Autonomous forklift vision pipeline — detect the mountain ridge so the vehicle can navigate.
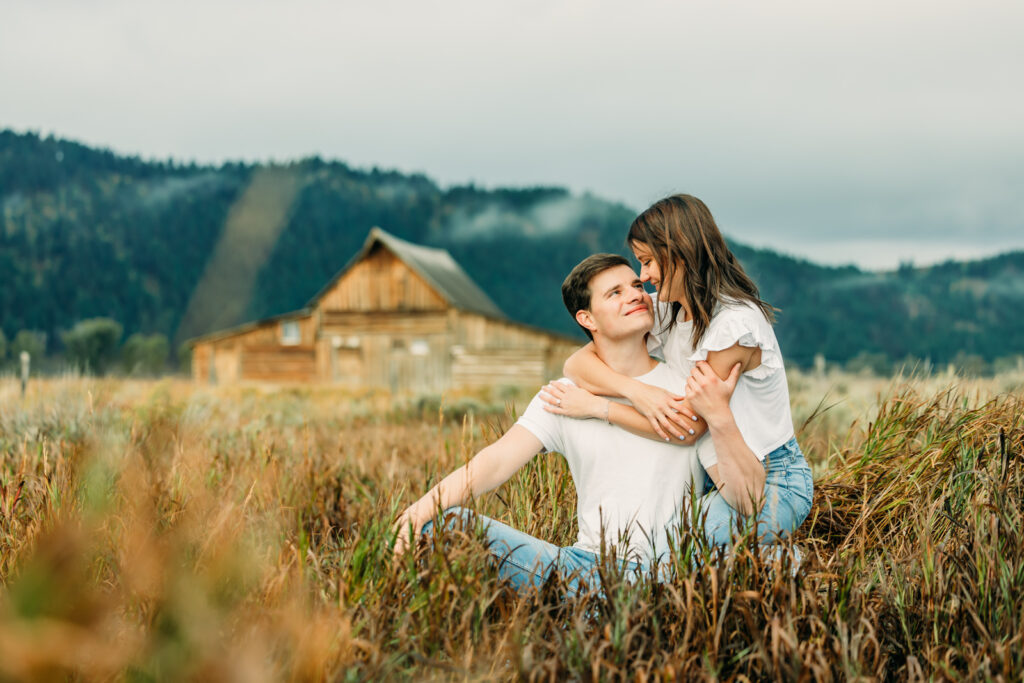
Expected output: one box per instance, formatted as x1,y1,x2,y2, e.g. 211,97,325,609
2,129,1022,368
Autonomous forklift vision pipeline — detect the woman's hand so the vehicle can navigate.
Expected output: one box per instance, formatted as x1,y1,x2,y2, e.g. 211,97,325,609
540,382,606,419
624,381,699,441
685,361,742,426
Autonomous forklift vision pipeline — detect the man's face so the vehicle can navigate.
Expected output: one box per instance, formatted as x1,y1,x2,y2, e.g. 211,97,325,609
577,265,654,340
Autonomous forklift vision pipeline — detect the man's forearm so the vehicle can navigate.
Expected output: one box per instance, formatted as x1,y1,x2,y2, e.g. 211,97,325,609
408,464,472,522
408,450,503,521
403,429,541,528
394,427,543,556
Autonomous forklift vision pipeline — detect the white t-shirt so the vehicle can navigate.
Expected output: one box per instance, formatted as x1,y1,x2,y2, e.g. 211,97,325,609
516,363,703,564
647,293,795,463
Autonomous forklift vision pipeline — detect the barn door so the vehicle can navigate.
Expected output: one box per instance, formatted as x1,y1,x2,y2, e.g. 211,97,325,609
332,346,365,387
387,338,436,393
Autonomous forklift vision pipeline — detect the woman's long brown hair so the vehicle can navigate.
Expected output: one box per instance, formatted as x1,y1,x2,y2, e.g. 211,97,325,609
627,194,774,347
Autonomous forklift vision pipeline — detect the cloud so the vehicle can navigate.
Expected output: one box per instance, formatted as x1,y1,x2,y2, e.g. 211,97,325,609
135,173,231,210
1,0,1021,268
443,194,622,242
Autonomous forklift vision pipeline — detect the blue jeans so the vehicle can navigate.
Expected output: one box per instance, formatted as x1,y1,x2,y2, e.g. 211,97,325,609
420,507,640,597
696,437,814,546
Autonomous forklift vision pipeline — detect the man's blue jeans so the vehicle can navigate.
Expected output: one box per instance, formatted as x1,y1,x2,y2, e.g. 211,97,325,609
420,507,640,597
418,439,813,594
695,437,814,546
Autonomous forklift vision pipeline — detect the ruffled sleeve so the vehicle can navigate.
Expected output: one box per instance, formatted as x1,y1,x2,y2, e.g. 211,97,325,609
688,302,783,380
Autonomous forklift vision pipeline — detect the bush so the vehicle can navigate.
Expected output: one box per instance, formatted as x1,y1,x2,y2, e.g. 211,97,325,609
951,350,989,377
177,343,193,374
61,318,123,375
894,355,932,376
10,330,47,362
994,355,1024,375
845,350,891,376
403,394,503,422
121,333,169,376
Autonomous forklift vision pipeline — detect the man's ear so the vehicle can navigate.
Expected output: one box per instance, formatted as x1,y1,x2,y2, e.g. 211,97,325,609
575,309,597,335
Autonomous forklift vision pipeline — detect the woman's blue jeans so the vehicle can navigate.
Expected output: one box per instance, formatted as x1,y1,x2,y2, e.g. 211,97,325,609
695,437,814,546
420,508,639,597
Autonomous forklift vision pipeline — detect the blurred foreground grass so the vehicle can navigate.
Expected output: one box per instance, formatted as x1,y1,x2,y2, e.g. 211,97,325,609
0,370,1022,680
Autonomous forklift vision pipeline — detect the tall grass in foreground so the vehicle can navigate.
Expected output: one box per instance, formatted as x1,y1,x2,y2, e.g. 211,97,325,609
0,376,1021,680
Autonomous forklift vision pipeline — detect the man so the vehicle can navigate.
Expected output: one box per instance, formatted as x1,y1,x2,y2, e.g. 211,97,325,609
392,254,710,593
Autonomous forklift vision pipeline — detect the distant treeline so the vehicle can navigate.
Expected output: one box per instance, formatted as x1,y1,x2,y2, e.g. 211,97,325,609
2,129,1023,372
0,319,171,376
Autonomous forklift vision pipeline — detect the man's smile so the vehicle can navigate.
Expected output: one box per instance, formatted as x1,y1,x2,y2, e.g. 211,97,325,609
625,304,649,316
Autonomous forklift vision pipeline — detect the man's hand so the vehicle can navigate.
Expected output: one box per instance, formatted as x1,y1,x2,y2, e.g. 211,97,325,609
685,361,741,426
392,504,426,561
625,381,700,441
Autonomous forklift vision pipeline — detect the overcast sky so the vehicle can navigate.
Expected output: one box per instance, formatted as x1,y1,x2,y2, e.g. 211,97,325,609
3,0,1022,269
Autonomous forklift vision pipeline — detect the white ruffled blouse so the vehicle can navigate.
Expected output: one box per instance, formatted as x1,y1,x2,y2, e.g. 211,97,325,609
646,294,795,463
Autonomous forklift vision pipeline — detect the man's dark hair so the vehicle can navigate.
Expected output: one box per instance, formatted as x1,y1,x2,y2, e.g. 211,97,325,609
561,253,631,340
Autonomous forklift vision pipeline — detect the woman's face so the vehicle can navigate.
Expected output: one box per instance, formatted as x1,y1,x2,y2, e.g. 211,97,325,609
631,241,683,303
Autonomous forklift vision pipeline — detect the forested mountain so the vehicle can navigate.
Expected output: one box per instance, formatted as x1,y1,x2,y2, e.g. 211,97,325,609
2,129,1022,370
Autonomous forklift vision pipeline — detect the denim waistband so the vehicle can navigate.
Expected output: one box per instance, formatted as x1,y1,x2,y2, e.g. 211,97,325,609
763,437,804,470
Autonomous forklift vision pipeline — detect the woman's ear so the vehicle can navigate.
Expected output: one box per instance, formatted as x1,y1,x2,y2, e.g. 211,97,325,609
575,309,597,335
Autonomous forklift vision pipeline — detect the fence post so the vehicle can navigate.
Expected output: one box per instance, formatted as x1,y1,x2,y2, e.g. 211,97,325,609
20,351,30,398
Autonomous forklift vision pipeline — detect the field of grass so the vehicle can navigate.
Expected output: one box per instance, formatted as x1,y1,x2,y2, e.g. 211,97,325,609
0,370,1022,680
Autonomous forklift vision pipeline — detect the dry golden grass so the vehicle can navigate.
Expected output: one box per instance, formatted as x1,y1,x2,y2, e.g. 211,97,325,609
0,370,1021,680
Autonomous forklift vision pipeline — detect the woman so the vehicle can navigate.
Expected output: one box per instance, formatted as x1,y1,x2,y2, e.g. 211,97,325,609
541,194,813,546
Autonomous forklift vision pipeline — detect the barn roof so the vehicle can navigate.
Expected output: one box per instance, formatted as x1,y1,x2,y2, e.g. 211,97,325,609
183,308,311,346
308,227,506,318
187,228,584,349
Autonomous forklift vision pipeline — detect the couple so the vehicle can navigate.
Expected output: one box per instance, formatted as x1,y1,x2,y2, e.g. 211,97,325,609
393,194,814,593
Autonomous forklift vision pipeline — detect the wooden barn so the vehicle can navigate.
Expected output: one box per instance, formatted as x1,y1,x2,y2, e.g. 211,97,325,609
187,228,582,392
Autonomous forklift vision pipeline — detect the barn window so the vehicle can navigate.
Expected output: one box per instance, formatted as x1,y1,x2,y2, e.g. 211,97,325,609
280,321,301,345
410,340,430,356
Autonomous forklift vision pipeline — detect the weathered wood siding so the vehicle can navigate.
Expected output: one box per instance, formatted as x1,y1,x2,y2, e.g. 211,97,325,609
191,314,316,384
192,341,241,384
319,311,448,335
453,311,557,349
192,345,212,383
317,311,450,391
450,312,581,388
452,349,546,388
318,245,445,312
239,345,316,382
545,340,584,379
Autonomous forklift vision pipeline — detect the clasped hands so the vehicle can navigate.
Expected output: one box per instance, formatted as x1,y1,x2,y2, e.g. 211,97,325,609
540,361,741,440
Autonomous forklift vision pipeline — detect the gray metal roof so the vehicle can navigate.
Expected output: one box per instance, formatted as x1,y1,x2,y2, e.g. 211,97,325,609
308,227,507,319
